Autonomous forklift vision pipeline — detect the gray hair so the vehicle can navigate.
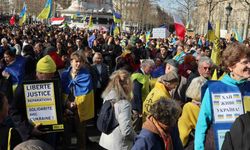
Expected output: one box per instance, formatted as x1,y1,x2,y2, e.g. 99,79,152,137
1,38,7,44
141,59,155,68
198,56,213,68
186,76,207,101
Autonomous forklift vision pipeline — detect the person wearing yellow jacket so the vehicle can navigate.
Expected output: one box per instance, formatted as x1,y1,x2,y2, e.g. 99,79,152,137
143,71,179,120
178,76,207,148
131,59,155,133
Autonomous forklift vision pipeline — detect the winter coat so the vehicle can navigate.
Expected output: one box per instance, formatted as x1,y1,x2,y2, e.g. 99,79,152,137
99,90,136,150
222,112,250,150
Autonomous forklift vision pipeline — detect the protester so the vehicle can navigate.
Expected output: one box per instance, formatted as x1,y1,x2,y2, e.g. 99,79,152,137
143,71,179,119
178,76,207,148
131,59,155,133
10,55,57,144
187,56,213,89
99,69,136,150
221,112,250,150
2,49,26,91
165,59,188,104
61,51,94,149
91,52,110,119
195,43,250,150
132,98,182,150
0,92,22,150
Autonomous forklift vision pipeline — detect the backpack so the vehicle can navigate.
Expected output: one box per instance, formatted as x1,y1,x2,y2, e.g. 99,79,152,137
97,100,119,134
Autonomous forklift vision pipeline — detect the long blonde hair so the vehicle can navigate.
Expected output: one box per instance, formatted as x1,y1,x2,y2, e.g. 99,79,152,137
102,69,133,101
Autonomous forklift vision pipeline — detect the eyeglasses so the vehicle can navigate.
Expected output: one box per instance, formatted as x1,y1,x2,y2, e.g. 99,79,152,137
203,67,212,70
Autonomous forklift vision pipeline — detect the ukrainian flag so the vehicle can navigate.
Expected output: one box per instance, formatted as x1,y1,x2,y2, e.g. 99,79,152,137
213,101,220,106
145,31,151,47
37,0,52,20
234,114,240,117
19,3,27,26
61,67,94,122
213,95,221,100
113,12,122,23
206,21,216,42
236,99,242,104
232,28,243,43
226,114,233,119
233,94,241,99
218,114,224,119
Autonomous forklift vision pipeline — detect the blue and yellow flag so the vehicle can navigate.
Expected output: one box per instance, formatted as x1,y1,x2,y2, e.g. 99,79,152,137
19,3,27,26
145,31,151,47
206,21,216,42
232,28,243,43
37,0,52,19
113,12,121,23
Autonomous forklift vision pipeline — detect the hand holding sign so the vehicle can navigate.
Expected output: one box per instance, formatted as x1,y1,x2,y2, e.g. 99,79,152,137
31,123,45,136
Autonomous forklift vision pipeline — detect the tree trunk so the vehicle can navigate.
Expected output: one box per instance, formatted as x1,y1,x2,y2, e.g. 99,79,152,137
243,5,250,40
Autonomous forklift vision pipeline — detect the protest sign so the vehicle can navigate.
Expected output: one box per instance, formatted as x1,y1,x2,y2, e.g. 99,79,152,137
23,80,63,132
152,28,170,39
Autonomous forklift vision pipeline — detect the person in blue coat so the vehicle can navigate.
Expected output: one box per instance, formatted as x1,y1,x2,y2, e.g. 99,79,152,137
195,43,250,150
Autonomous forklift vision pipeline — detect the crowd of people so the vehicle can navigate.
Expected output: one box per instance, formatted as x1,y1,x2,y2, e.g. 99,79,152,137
0,22,250,150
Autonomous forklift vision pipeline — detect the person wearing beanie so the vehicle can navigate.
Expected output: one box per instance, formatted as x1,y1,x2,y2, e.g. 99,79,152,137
36,55,56,80
9,55,59,148
143,71,179,120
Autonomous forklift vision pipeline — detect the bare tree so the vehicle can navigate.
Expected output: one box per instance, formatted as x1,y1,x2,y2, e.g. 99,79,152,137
201,0,227,21
239,0,250,39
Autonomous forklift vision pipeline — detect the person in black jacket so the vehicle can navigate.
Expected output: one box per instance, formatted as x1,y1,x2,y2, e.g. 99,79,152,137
0,92,22,150
222,112,250,150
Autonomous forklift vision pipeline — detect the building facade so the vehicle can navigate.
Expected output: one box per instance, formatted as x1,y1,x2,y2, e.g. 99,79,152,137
58,0,113,26
193,0,250,39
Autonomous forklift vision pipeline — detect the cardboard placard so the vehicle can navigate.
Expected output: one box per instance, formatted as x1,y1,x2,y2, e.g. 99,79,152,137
23,80,64,132
187,31,195,38
220,30,228,38
212,92,244,123
152,28,170,39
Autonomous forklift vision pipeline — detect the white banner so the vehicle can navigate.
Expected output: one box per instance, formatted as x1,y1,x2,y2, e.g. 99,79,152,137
152,28,170,39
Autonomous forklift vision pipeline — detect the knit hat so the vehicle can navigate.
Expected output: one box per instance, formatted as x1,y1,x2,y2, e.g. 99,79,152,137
36,55,56,73
165,59,179,69
159,71,179,84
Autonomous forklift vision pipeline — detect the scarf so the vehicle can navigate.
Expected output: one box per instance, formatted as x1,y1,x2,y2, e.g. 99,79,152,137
143,116,173,150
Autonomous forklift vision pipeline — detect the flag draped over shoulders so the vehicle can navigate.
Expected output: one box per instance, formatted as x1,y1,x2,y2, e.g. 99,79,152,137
61,67,94,122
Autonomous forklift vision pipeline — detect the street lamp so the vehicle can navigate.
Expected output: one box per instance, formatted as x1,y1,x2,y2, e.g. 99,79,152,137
225,2,233,31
